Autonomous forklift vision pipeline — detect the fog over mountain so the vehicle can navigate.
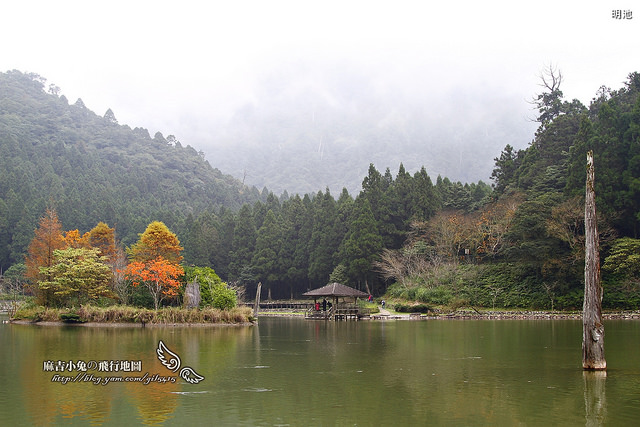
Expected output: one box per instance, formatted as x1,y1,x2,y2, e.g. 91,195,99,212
180,58,539,195
3,1,634,196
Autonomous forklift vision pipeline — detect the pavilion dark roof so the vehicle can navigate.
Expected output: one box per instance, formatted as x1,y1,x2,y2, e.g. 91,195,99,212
302,283,369,298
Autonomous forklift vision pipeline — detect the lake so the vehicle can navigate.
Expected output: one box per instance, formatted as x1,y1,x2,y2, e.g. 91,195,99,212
1,315,639,426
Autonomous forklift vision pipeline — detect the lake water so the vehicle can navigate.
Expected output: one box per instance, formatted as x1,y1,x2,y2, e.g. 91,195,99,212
1,315,639,426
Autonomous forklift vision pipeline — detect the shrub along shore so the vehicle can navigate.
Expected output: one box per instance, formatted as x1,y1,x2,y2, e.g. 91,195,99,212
10,304,255,325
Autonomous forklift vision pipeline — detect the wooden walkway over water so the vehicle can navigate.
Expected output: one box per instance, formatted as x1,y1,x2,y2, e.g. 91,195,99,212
242,301,371,321
242,302,314,310
305,306,371,321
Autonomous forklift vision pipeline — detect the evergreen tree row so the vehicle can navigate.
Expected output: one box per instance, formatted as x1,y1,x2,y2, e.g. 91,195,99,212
180,164,491,298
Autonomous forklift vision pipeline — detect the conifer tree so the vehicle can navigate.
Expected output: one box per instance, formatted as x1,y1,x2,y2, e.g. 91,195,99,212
25,208,65,305
228,205,256,282
339,198,383,292
308,190,341,286
252,210,283,297
279,195,310,297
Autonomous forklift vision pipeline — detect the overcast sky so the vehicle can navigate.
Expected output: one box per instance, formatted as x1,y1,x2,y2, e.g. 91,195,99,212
2,0,638,158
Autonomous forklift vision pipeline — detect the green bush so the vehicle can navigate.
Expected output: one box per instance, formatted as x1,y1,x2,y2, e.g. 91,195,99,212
602,280,640,309
60,312,84,323
209,283,237,310
386,283,408,299
182,266,238,310
415,286,454,305
555,289,584,310
395,303,431,313
130,285,154,309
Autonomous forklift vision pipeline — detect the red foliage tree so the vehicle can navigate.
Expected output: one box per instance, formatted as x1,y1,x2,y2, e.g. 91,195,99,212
124,257,184,310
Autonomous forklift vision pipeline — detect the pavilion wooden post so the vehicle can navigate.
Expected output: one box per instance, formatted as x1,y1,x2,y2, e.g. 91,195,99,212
253,282,262,318
583,151,606,370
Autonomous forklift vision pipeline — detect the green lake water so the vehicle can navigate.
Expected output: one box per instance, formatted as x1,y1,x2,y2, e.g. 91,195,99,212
1,315,639,426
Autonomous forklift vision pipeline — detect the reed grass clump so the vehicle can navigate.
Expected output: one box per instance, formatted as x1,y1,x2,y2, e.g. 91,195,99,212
12,304,253,325
12,303,61,322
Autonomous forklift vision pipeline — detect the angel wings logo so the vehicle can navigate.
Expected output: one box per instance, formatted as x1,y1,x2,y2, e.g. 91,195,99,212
156,340,205,384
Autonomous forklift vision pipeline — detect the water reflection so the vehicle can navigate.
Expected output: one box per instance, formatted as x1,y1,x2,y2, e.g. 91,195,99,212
583,371,606,427
2,318,640,425
126,377,179,426
2,322,252,426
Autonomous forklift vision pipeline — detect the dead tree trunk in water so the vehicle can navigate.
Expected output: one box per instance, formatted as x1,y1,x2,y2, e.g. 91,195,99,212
583,151,606,370
253,282,262,318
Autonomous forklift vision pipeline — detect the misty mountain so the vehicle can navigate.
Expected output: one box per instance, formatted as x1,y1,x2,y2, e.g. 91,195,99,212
0,70,265,268
194,62,538,195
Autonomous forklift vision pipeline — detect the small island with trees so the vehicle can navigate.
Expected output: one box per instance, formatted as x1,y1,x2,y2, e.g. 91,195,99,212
8,210,252,325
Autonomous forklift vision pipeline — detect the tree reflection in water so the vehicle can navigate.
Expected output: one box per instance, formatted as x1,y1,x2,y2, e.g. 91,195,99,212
583,371,606,427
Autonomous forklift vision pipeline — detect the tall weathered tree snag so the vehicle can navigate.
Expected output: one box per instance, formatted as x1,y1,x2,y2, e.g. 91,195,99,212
184,277,201,309
253,282,262,317
583,151,606,370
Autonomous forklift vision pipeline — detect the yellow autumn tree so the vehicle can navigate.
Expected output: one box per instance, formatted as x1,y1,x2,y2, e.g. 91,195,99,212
128,221,183,264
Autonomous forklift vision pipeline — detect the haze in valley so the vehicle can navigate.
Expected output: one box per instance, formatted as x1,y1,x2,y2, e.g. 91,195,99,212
2,0,636,194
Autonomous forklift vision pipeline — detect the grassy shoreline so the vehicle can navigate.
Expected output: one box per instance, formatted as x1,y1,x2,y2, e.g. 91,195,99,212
10,304,255,325
255,307,640,320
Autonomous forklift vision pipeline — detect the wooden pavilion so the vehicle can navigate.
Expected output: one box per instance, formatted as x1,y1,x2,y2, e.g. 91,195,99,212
302,282,370,320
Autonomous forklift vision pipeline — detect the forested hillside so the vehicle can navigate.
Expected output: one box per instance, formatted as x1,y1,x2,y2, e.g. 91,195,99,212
2,69,639,310
0,70,265,271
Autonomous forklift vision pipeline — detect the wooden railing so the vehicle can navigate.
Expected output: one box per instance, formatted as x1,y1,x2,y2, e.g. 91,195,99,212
305,306,332,320
333,307,359,320
247,301,370,321
242,302,314,310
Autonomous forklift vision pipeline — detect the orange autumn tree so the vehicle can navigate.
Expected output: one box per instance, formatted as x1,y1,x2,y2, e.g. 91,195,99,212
87,221,123,301
25,208,65,305
124,221,184,309
63,229,90,248
88,222,117,262
125,258,183,310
